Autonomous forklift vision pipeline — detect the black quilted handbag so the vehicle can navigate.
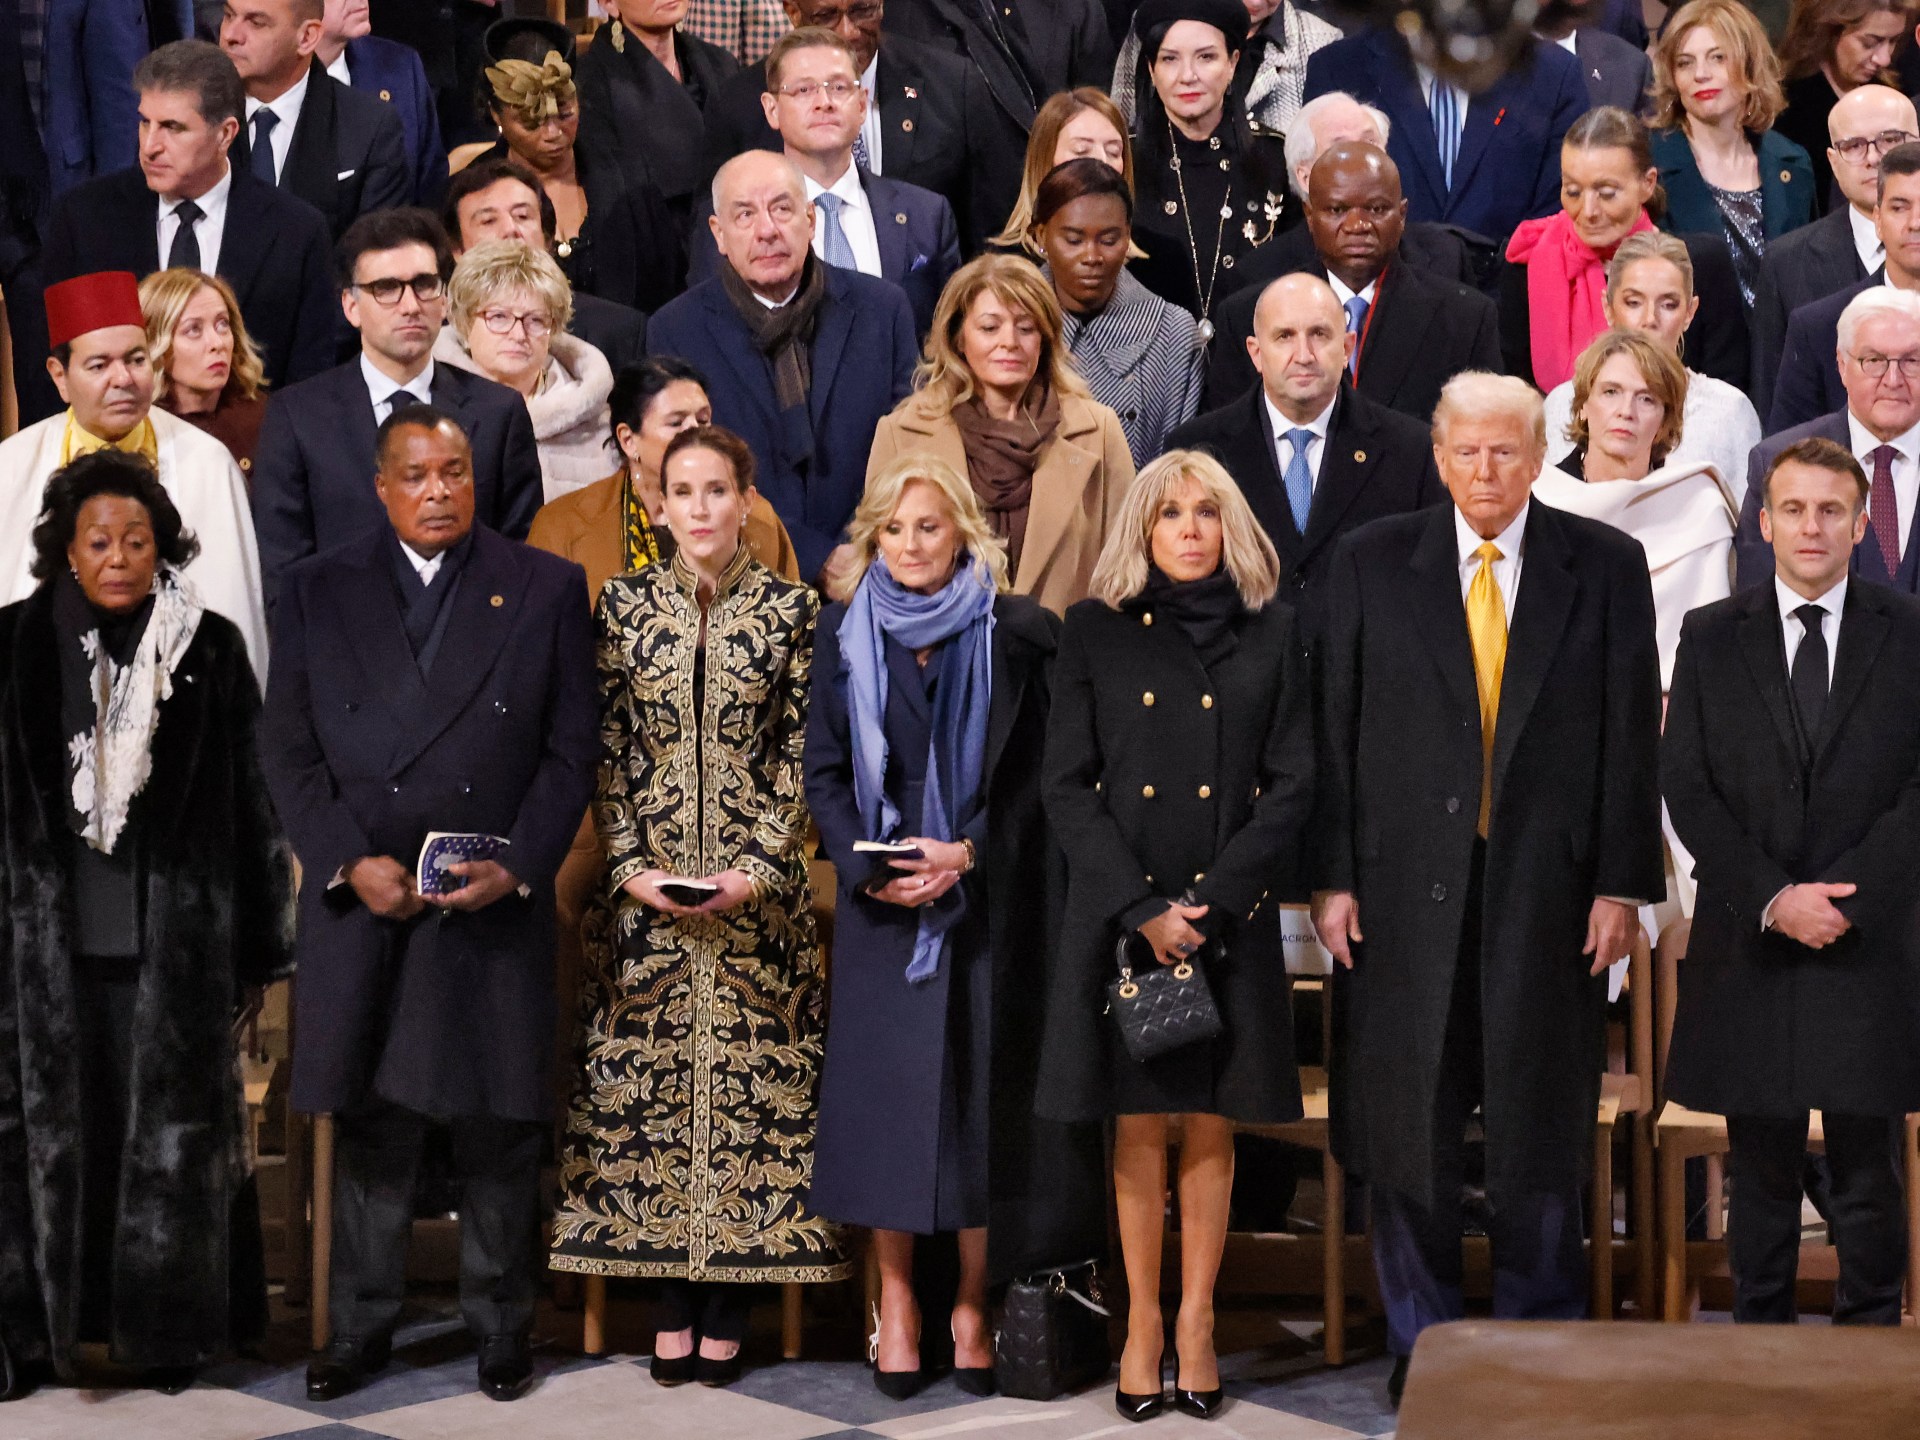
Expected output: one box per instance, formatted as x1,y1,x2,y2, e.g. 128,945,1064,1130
994,1262,1112,1400
1106,897,1223,1062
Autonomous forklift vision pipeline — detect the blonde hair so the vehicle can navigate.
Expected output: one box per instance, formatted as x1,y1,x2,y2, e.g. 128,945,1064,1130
1432,372,1548,454
993,88,1137,254
845,453,1011,594
1566,329,1690,458
1652,0,1788,132
446,237,573,337
1605,229,1695,307
1089,450,1280,611
139,267,266,404
915,254,1090,412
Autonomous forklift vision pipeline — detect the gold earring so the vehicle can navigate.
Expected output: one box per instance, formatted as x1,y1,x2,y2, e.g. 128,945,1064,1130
609,17,625,51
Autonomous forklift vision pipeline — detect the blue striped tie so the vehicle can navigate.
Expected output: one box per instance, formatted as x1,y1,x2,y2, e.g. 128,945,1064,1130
1283,428,1314,533
1343,295,1369,376
1430,80,1459,193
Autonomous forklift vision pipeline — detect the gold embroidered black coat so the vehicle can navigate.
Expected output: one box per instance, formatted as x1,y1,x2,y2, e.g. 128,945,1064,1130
550,550,847,1282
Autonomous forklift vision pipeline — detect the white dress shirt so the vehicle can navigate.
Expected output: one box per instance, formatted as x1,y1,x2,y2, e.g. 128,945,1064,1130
1776,573,1845,687
1413,64,1470,128
1263,392,1335,493
858,54,882,175
1326,272,1378,312
804,164,883,276
156,162,233,276
361,351,435,422
1453,500,1527,624
245,67,311,183
1849,204,1885,275
326,51,351,86
1845,410,1920,561
399,538,448,587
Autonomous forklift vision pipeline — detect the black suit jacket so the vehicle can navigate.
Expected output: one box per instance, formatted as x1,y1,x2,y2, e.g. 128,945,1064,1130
1204,258,1503,420
1572,27,1652,115
1768,277,1873,434
569,292,649,374
1168,384,1443,640
43,164,335,390
703,36,978,246
1748,205,1870,420
1316,500,1663,1201
1733,409,1920,594
232,59,411,240
251,358,544,608
263,524,597,1121
1663,580,1920,1117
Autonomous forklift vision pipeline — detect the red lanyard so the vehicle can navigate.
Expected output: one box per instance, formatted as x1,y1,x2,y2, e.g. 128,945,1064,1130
1351,264,1386,376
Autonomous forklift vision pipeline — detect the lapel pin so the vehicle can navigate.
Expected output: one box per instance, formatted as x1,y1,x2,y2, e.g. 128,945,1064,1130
490,594,504,607
902,118,915,132
895,212,908,224
1354,449,1366,462
1591,68,1600,81
1780,169,1793,183
379,88,392,101
1494,107,1506,126
904,86,918,99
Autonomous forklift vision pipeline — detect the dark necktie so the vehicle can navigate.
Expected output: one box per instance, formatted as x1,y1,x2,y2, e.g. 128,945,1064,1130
1869,444,1902,579
169,199,203,270
1790,602,1829,747
250,108,280,184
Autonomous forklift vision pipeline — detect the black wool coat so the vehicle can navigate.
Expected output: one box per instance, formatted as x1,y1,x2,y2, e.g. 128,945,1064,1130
1037,593,1316,1124
1663,580,1920,1119
804,595,1107,1281
1315,502,1663,1203
261,526,598,1123
0,591,294,1375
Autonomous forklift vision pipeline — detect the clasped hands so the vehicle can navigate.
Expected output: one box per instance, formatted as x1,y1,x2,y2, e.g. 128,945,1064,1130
347,854,522,918
866,837,970,910
1310,891,1639,976
624,868,757,916
1768,882,1857,948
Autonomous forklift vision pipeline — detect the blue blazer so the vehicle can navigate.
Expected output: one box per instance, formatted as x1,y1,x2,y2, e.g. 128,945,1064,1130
44,0,193,195
647,266,917,580
687,169,960,338
1651,127,1815,242
1303,29,1589,244
344,35,447,207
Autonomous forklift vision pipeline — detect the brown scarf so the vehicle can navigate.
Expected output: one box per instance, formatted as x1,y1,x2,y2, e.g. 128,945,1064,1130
952,381,1061,576
718,249,828,414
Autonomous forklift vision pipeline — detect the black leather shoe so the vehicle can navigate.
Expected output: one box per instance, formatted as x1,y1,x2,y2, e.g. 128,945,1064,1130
1115,1385,1166,1422
1388,1354,1410,1410
650,1350,696,1386
306,1334,391,1402
0,1341,39,1403
873,1366,927,1400
694,1349,742,1388
953,1366,996,1396
1174,1385,1224,1419
478,1333,533,1402
150,1367,197,1396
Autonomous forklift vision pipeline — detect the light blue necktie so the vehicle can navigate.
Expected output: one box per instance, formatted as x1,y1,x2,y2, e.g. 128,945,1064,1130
250,108,280,184
1430,80,1460,193
1282,427,1314,533
1343,294,1369,377
815,191,858,271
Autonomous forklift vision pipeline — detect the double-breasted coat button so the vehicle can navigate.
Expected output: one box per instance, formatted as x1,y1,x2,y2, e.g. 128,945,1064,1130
1354,450,1366,463
1431,883,1447,901
494,699,508,713
1142,612,1154,625
389,782,401,794
1198,785,1211,798
1142,785,1156,798
1143,691,1155,706
1194,871,1206,882
1446,797,1461,814
1201,694,1214,708
490,594,504,607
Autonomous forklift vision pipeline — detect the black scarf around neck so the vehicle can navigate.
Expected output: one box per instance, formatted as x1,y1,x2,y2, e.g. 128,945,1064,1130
1137,564,1244,666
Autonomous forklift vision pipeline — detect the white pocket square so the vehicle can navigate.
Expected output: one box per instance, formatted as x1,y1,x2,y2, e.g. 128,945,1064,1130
337,169,357,180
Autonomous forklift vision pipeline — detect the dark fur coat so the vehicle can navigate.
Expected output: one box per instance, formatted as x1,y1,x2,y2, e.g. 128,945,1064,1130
0,586,295,1375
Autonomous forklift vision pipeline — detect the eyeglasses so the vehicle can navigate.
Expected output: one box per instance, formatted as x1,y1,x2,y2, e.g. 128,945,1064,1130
1852,352,1920,378
478,308,553,339
801,2,882,24
775,78,861,103
1832,129,1918,161
353,273,445,306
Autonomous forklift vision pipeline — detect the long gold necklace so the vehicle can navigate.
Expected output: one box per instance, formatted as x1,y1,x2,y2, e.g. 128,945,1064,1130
1167,119,1230,343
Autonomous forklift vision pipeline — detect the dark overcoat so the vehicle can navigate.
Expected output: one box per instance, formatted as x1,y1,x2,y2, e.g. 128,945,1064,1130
0,592,294,1375
574,19,738,226
1663,580,1920,1118
1315,501,1663,1203
261,525,598,1123
1036,593,1316,1125
803,594,1107,1281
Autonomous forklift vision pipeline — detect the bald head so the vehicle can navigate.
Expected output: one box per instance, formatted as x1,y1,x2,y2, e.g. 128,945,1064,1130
1249,273,1352,422
1306,141,1407,292
709,150,816,300
1829,84,1920,214
1286,91,1391,198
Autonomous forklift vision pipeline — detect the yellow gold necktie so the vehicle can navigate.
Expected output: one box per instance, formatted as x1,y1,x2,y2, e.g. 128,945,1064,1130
1466,541,1507,838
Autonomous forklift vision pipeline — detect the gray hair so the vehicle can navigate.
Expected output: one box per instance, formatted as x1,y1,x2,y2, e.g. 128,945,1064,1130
1837,286,1920,355
1432,371,1547,454
1285,91,1392,197
710,149,809,216
132,39,245,127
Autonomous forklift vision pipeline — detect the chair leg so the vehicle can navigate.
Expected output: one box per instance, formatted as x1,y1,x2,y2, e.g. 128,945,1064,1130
782,1283,805,1360
310,1113,335,1353
1660,1142,1690,1322
1591,1122,1615,1320
1323,1148,1346,1366
1633,1112,1657,1319
1905,1117,1920,1324
582,1276,607,1356
1705,1154,1726,1241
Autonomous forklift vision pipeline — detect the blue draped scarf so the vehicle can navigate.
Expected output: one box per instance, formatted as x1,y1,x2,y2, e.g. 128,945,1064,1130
842,552,997,983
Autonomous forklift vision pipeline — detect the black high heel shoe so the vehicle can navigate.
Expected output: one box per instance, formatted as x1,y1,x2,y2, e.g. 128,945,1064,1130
650,1330,697,1387
1114,1347,1166,1423
951,1317,995,1396
869,1307,925,1400
694,1347,742,1388
1173,1384,1225,1419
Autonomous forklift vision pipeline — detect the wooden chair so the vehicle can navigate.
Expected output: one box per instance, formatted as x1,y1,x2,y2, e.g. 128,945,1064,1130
1590,932,1658,1320
1653,917,1920,1321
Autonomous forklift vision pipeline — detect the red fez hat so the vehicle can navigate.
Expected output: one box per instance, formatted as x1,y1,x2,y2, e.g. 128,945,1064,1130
46,271,145,351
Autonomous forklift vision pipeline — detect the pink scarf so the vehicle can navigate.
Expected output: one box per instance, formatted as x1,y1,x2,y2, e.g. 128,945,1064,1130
1505,208,1655,391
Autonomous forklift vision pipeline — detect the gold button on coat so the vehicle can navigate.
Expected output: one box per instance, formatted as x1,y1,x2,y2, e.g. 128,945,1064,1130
1143,691,1155,706
1142,785,1156,798
1201,694,1213,709
1142,612,1153,625
1198,785,1212,798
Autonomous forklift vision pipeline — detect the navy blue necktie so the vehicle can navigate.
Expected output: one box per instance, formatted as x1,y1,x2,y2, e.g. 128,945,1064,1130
250,108,280,184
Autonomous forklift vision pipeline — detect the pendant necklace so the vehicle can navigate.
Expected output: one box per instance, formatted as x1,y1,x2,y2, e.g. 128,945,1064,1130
1169,119,1230,342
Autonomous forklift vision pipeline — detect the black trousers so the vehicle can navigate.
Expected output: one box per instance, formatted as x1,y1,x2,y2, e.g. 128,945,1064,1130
1725,1112,1906,1325
656,1280,755,1343
329,1100,544,1343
